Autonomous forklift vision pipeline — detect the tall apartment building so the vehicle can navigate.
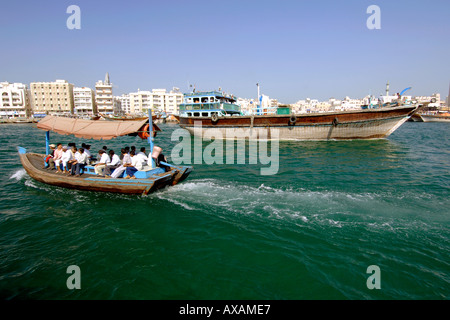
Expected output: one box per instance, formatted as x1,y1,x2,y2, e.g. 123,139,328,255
0,82,32,118
154,88,184,115
73,87,96,116
95,73,114,114
29,80,74,116
115,94,131,114
113,97,122,115
129,88,183,115
129,90,152,114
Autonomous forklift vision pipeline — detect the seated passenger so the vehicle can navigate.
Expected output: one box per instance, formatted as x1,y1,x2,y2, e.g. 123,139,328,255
95,149,110,175
155,152,169,171
136,147,148,162
148,146,167,170
54,143,64,173
103,150,121,177
124,151,145,179
66,146,78,174
61,146,73,174
82,143,93,164
70,147,88,176
44,144,56,170
109,149,131,178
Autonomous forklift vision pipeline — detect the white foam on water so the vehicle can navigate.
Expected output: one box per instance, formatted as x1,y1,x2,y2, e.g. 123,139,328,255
155,178,448,237
9,169,26,181
155,178,392,228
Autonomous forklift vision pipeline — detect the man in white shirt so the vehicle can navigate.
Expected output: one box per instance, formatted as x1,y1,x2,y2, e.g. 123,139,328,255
82,143,92,164
103,150,121,177
61,146,73,174
137,147,148,161
70,147,89,176
94,149,110,175
109,149,131,178
125,151,143,179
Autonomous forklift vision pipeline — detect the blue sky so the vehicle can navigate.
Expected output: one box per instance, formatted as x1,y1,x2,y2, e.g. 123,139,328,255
1,0,449,103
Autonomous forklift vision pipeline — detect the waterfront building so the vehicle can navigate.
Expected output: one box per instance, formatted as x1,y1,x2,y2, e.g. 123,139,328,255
73,87,96,116
29,80,74,116
314,101,332,112
291,100,309,113
129,88,183,115
151,88,183,115
339,96,365,111
115,94,131,115
129,90,152,115
95,73,114,114
113,97,122,115
0,82,32,118
414,93,441,108
235,98,256,115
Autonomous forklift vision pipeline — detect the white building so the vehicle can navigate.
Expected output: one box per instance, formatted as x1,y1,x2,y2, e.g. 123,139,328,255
113,97,122,115
73,87,96,116
95,73,114,114
151,88,183,115
29,79,74,116
129,88,183,115
129,90,152,115
338,96,364,111
0,82,31,118
414,93,441,107
235,98,256,115
115,94,131,115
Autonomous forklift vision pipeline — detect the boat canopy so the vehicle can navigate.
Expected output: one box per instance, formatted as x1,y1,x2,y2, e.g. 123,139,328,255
36,115,160,140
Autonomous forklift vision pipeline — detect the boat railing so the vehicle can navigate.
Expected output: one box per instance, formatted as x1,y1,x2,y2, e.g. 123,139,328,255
179,103,240,112
184,91,236,99
245,107,279,115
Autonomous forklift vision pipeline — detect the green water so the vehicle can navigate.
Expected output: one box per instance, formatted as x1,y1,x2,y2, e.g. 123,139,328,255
0,122,448,300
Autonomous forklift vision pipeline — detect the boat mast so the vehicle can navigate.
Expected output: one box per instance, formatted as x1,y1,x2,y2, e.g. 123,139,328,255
447,82,450,111
45,131,50,155
148,108,155,168
256,83,261,115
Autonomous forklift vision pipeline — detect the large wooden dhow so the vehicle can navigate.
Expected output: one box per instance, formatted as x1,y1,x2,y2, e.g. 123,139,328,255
177,91,418,140
18,114,192,195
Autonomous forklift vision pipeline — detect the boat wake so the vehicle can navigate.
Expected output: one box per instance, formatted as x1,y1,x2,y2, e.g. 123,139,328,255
155,178,436,231
9,169,26,181
155,179,398,228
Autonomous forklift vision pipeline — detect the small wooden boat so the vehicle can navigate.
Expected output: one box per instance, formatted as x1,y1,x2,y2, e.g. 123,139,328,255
18,113,193,195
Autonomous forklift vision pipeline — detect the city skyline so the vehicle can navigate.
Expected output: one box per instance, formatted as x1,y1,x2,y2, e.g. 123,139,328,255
1,0,449,103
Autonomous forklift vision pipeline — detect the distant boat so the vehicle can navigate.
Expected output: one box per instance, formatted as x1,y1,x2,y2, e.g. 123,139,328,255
176,90,418,140
98,113,150,121
414,96,450,122
420,113,450,122
409,113,424,122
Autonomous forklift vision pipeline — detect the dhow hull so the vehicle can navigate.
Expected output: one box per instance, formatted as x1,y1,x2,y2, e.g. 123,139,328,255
179,106,417,140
